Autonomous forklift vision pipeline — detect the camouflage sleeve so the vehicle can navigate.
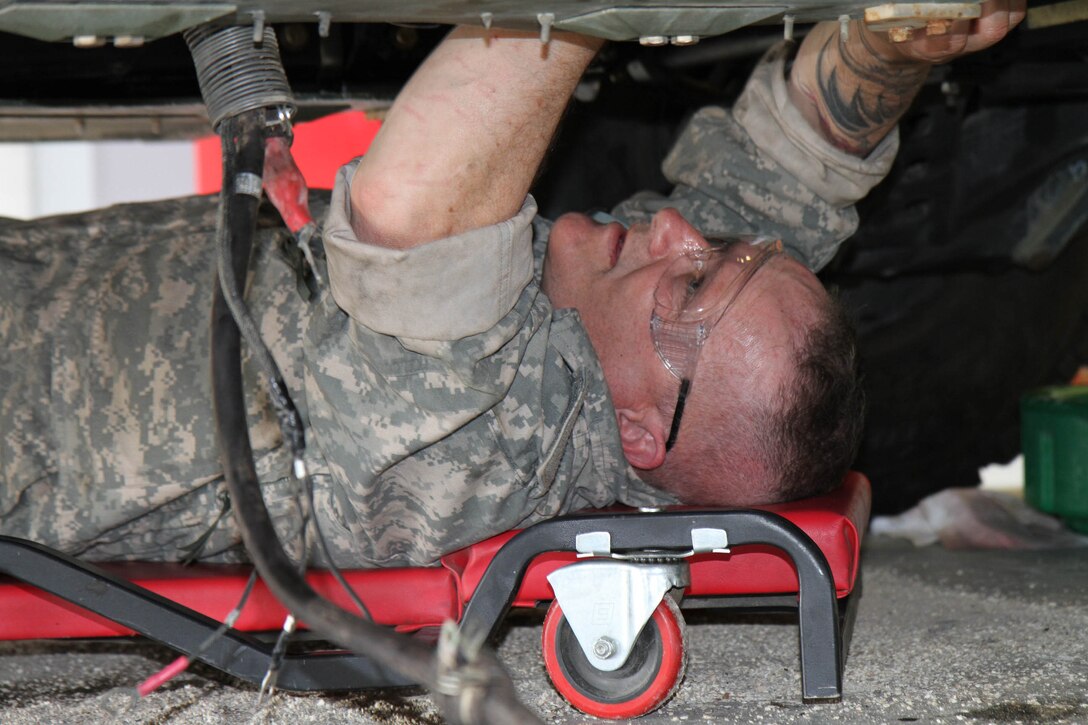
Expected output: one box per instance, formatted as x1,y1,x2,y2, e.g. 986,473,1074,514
612,41,899,272
322,160,537,347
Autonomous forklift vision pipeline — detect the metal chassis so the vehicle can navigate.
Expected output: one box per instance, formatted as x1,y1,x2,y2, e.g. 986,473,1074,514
0,507,847,702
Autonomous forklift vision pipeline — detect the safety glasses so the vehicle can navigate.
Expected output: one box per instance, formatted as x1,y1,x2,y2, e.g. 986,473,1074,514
650,237,783,451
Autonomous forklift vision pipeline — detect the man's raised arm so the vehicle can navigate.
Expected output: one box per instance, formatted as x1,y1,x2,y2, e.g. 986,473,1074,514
790,0,1025,156
349,27,602,249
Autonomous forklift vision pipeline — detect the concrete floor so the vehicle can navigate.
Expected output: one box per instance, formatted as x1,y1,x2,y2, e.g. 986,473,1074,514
0,536,1085,724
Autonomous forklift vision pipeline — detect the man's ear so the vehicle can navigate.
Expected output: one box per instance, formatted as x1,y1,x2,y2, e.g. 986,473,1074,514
616,406,668,470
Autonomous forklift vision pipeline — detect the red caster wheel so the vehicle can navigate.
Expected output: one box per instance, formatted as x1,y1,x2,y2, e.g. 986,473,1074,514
541,595,686,719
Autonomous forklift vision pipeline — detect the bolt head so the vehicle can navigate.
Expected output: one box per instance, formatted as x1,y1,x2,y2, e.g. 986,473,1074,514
926,18,954,35
72,35,106,48
112,35,145,48
888,26,914,42
592,636,617,659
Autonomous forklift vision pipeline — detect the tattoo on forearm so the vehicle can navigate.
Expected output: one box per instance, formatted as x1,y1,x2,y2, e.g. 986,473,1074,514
814,29,929,154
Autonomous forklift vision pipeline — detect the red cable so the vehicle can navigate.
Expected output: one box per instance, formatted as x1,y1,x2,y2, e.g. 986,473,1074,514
137,655,191,697
263,135,314,234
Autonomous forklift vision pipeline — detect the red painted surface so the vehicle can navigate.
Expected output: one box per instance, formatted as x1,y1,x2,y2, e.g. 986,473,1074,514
0,566,457,640
195,110,382,193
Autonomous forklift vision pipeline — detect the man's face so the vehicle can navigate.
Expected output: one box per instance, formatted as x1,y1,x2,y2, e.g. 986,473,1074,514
541,208,827,495
542,208,703,410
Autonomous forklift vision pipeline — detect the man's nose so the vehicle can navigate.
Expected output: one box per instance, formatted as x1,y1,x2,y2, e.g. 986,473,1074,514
647,208,706,260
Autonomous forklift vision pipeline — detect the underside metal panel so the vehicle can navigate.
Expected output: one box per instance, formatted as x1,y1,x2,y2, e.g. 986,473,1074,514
556,5,788,41
0,0,980,42
0,3,234,41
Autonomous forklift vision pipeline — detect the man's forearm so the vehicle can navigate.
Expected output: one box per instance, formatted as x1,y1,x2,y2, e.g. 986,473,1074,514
350,27,602,249
788,21,930,157
788,0,1023,157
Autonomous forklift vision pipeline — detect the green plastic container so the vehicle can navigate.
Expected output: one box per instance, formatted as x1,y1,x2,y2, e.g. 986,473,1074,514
1022,386,1088,534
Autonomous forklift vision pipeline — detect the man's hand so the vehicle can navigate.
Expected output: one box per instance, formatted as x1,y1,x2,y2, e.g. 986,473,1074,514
789,0,1025,157
865,0,1026,65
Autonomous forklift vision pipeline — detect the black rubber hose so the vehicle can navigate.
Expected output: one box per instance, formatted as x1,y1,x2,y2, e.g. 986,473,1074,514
209,110,540,724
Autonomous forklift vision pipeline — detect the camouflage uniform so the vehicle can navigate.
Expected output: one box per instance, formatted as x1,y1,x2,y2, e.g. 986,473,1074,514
0,44,896,567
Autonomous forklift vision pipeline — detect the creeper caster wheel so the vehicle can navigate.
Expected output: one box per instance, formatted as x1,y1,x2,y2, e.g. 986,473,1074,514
541,595,686,719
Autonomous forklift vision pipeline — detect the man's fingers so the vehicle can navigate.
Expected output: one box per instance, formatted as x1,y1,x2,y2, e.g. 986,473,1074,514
859,0,1023,66
902,0,1025,62
1009,0,1027,29
964,0,1025,54
922,20,972,61
897,19,970,63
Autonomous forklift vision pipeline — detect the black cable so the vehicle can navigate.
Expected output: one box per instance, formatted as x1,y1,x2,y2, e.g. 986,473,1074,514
215,111,369,619
212,125,305,459
302,473,373,619
211,109,432,681
209,110,541,724
219,120,371,618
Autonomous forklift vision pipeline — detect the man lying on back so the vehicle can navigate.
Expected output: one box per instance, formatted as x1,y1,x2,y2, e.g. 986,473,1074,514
0,6,1022,565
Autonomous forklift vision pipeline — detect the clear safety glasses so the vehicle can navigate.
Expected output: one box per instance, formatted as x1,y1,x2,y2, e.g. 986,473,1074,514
651,237,783,451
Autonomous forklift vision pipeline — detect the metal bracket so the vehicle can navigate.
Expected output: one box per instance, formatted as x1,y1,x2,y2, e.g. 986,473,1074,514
314,11,332,38
575,527,729,558
537,12,554,44
547,560,689,671
864,2,983,42
250,9,266,45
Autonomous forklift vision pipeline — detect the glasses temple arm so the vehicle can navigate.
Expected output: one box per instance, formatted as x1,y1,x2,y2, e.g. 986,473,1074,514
664,377,691,452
